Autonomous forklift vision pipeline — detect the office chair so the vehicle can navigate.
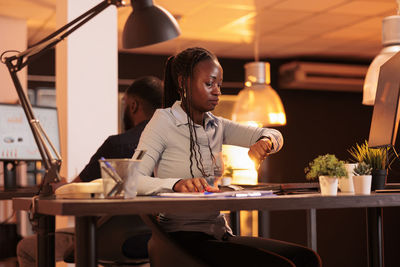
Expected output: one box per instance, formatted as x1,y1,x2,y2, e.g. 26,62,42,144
64,215,151,267
140,214,208,267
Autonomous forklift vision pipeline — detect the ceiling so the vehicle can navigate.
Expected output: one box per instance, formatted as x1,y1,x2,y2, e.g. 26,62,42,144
0,0,397,60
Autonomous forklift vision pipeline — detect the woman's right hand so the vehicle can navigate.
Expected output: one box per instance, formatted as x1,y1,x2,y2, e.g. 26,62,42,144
173,178,219,192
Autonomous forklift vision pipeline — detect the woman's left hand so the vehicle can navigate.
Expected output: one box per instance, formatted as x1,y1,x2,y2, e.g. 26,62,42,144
248,138,273,164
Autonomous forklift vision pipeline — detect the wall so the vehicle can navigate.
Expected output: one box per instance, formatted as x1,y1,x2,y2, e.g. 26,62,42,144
28,50,400,267
0,16,27,103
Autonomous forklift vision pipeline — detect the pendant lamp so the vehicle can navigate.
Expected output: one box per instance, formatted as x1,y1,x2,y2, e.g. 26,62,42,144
123,0,181,48
363,15,400,105
232,62,286,127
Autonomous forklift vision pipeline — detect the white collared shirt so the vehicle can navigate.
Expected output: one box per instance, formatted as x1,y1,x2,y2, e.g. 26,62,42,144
134,101,283,237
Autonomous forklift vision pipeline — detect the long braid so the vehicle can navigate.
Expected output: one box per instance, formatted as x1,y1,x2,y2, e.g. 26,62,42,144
163,55,180,108
163,47,219,178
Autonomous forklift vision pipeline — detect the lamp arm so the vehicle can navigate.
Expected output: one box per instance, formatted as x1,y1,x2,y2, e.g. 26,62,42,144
7,0,123,71
2,0,123,196
4,61,60,196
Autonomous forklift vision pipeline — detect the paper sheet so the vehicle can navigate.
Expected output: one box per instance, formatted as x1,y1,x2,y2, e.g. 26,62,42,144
157,190,275,198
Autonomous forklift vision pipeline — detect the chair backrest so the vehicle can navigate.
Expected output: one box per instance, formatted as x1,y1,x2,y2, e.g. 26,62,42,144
140,214,208,267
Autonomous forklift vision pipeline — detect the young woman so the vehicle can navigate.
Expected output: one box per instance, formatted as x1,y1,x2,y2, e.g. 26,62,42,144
135,47,321,267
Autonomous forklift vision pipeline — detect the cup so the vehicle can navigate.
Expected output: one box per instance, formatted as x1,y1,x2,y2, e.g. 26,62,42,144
339,163,356,193
353,175,372,195
99,158,141,198
221,177,232,186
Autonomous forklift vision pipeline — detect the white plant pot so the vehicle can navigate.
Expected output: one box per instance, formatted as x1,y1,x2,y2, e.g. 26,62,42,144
353,175,372,195
339,163,356,193
319,176,338,196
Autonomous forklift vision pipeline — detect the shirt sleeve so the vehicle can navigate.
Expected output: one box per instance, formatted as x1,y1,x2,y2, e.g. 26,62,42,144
78,138,113,182
220,117,283,153
135,110,181,195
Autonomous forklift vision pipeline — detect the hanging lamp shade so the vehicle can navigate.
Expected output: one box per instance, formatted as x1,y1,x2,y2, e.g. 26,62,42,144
122,0,181,49
232,62,286,127
363,15,400,105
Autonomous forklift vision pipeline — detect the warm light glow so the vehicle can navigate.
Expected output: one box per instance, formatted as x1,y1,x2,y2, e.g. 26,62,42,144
268,112,286,125
232,62,286,126
179,11,255,44
222,145,257,185
265,62,271,84
248,90,255,105
240,210,259,237
248,75,257,83
232,84,286,126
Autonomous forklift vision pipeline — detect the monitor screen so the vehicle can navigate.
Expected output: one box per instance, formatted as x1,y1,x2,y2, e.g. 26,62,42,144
368,52,400,148
0,103,60,161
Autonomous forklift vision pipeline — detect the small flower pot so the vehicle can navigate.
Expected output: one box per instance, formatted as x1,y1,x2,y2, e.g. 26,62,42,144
371,169,387,191
339,163,356,193
319,176,338,196
353,175,372,195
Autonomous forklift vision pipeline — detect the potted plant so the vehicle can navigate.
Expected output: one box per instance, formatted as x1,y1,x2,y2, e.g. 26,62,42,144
348,141,394,190
305,154,347,196
352,162,373,195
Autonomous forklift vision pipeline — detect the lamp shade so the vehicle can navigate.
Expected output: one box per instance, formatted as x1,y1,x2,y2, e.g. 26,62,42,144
232,62,286,127
123,0,181,49
363,15,400,105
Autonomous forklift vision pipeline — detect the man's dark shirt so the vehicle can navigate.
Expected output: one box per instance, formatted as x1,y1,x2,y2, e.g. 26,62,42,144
76,120,151,259
79,120,148,182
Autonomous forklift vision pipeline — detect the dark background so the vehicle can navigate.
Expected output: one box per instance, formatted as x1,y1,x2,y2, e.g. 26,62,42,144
28,49,400,267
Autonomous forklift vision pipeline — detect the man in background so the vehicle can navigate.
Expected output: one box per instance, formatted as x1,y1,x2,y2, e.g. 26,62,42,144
17,76,163,266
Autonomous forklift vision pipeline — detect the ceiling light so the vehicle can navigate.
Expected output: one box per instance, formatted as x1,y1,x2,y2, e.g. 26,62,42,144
363,15,400,105
232,62,286,127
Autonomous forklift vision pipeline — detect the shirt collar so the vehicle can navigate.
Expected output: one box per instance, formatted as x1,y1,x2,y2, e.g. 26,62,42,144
171,101,218,128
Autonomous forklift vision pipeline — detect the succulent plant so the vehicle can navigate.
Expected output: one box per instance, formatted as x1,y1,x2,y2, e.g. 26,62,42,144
353,162,372,176
305,154,347,180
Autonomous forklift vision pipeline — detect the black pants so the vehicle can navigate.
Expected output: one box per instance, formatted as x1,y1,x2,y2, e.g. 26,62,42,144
169,231,322,267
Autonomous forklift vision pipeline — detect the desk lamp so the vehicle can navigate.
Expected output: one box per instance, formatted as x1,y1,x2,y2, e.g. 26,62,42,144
0,0,180,197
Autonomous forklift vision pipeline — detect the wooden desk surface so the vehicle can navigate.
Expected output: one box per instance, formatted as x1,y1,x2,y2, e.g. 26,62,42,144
0,186,38,200
13,192,400,216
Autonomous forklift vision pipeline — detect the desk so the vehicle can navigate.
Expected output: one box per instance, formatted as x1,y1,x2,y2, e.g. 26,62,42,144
0,186,38,200
13,193,400,267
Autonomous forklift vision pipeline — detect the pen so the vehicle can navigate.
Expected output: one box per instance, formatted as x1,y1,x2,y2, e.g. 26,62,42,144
100,165,124,197
100,158,124,197
132,149,146,160
100,157,123,183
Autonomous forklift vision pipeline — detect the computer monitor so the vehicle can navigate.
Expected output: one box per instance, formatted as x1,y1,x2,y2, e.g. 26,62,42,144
368,51,400,148
0,103,60,161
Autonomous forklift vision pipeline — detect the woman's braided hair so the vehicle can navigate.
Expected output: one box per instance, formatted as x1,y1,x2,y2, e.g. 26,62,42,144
163,47,218,178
